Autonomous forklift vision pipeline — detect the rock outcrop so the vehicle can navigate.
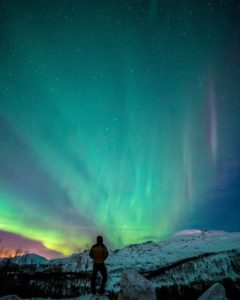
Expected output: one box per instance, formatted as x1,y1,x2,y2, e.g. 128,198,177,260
118,269,156,300
198,283,228,300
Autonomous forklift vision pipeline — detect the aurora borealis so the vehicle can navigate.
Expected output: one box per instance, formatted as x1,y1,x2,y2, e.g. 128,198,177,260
0,0,240,258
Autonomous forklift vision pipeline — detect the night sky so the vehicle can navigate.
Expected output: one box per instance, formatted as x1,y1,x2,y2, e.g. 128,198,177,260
0,0,240,258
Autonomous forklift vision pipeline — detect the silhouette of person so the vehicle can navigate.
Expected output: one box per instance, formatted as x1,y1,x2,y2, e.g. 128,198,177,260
89,235,109,295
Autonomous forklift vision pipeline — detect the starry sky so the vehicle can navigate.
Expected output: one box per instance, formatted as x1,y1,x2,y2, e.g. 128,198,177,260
0,0,240,258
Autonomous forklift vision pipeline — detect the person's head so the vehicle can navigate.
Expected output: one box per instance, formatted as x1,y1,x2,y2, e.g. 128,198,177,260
97,235,103,244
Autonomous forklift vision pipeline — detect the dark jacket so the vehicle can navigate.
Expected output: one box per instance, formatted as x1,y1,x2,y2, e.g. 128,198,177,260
89,243,109,264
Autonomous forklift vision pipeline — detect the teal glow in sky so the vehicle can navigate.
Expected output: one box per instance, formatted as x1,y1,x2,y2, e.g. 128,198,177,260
0,1,240,258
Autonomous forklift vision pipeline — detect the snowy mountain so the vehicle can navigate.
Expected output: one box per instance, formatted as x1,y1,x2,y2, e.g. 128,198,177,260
3,230,240,299
12,229,240,270
109,230,238,287
45,230,240,279
12,253,49,265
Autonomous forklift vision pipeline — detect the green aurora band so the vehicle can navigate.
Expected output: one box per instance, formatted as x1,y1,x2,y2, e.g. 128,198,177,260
0,1,240,256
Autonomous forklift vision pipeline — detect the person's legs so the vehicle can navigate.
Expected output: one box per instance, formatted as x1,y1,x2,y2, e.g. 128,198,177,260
91,264,98,294
99,264,108,294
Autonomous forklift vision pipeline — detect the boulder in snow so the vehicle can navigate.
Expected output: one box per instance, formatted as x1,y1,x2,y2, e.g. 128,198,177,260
118,269,156,300
198,283,228,300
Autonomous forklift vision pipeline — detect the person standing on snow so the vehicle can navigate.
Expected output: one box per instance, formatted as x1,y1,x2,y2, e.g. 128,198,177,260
89,235,109,295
